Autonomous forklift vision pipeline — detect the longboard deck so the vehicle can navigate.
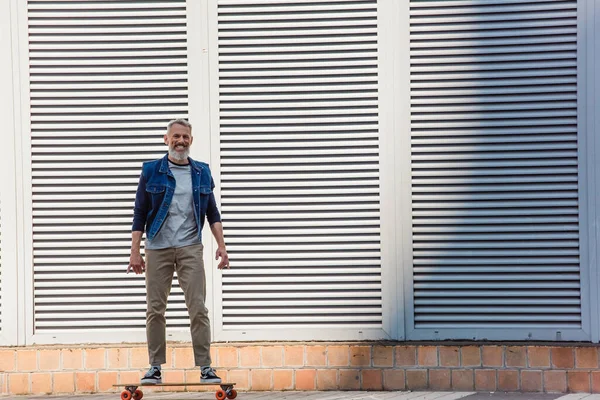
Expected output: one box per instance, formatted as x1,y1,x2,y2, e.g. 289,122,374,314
115,382,235,387
115,382,238,399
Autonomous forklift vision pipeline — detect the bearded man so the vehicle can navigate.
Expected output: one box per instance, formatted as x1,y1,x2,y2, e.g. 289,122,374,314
128,118,229,384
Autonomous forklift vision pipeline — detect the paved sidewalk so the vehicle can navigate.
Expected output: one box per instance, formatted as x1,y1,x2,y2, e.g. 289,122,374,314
0,392,597,400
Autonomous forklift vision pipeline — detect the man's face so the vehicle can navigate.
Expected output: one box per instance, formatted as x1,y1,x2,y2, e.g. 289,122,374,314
164,123,193,161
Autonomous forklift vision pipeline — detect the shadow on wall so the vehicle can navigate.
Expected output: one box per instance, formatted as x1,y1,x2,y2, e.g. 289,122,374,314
408,0,582,341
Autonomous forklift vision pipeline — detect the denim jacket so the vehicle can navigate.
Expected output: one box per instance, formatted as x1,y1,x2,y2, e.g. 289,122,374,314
132,154,221,241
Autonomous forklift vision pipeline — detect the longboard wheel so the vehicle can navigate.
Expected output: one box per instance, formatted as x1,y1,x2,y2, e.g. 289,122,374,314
215,389,227,400
227,389,238,399
133,389,143,400
121,390,132,400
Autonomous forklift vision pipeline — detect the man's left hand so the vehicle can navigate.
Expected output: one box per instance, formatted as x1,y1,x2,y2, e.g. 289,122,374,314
216,246,230,269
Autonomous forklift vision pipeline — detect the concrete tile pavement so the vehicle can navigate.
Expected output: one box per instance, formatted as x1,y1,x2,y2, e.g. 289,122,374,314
0,392,596,400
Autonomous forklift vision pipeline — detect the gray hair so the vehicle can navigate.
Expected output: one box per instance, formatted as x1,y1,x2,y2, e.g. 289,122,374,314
167,118,192,133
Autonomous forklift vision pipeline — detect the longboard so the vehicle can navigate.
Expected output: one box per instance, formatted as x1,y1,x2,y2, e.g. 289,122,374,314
114,382,237,400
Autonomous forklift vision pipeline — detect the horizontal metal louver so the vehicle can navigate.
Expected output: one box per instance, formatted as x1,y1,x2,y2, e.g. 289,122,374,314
217,0,382,330
28,0,190,331
410,0,580,329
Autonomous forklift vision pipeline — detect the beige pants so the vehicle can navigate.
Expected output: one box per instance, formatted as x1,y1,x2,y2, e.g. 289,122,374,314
145,243,212,366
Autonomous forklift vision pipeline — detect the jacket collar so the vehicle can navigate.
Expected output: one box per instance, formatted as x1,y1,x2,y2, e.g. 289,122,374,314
159,153,204,174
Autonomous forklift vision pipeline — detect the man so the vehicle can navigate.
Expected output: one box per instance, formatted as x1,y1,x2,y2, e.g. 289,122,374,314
128,118,229,385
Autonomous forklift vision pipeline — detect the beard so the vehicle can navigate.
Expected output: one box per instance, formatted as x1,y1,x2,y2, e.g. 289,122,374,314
169,145,189,162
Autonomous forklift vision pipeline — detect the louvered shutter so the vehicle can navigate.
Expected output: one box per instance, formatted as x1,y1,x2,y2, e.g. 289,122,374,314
28,0,192,338
215,0,384,337
409,0,586,339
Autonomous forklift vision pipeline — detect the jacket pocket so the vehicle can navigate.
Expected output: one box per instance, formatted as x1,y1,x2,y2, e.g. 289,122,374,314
146,185,166,194
199,186,212,195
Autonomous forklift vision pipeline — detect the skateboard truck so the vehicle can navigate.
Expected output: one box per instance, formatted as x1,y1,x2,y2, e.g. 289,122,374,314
121,386,143,400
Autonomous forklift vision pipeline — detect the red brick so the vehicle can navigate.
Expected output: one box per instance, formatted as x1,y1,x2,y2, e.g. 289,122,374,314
161,370,184,392
475,369,496,392
305,346,326,367
295,369,316,390
506,346,526,368
54,372,75,393
568,371,591,393
544,370,567,393
429,369,451,390
185,369,201,383
439,347,459,367
16,350,37,371
250,369,272,391
327,346,349,367
39,350,60,371
130,347,148,369
406,369,427,390
239,347,260,368
228,370,249,391
576,348,598,369
209,346,217,365
273,370,293,391
528,347,550,368
209,347,216,368
339,369,360,390
552,347,574,369
219,369,229,383
118,371,139,385
85,348,106,370
261,346,283,368
163,368,185,381
395,346,416,366
107,349,128,369
482,346,503,367
350,346,371,367
383,369,405,390
217,347,238,368
0,350,15,372
452,369,474,391
174,348,194,369
498,370,519,392
461,346,481,367
164,347,174,369
373,346,393,367
31,373,52,394
418,346,438,367
62,349,83,370
76,372,96,393
521,370,542,392
316,369,337,390
98,371,118,392
361,369,382,391
284,346,304,367
591,371,600,393
8,373,29,395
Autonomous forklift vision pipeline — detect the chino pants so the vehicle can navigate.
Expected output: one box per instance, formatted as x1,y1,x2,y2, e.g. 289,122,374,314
145,243,212,367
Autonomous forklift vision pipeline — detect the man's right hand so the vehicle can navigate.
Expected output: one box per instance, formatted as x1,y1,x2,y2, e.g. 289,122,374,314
127,251,145,274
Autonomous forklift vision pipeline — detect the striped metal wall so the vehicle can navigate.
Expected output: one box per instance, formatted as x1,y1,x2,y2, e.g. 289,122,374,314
5,0,591,343
216,0,384,332
409,0,581,331
28,0,191,333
